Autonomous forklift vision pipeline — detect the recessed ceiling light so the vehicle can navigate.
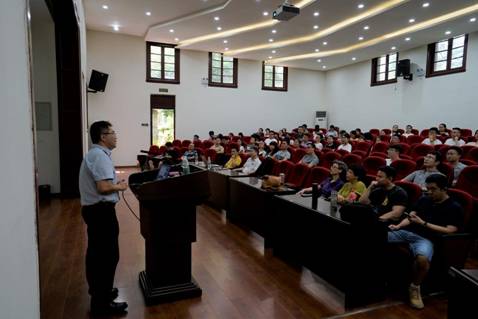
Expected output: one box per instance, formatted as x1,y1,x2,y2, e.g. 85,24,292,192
269,38,274,42
422,2,430,8
146,11,151,16
214,16,220,21
272,29,277,33
102,5,108,10
352,57,357,61
268,56,273,59
272,50,276,53
313,25,319,29
315,49,320,52
358,4,365,9
317,59,322,62
174,37,179,41
217,26,222,31
314,12,319,16
263,11,269,16
445,30,451,35
169,29,174,33
363,25,369,30
470,17,476,22
322,65,327,69
391,46,396,50
323,41,327,45
405,37,411,41
113,25,119,31
223,40,228,43
409,18,415,23
358,36,364,41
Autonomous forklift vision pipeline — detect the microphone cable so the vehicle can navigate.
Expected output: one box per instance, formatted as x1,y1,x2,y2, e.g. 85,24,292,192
121,190,140,222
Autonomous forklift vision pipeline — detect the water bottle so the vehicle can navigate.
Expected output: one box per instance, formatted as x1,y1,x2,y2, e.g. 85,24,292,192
182,157,190,175
207,156,212,170
279,173,285,185
330,190,338,212
312,183,319,210
194,153,199,165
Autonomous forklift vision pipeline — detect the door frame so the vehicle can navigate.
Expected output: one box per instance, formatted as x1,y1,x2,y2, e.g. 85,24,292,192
150,94,176,146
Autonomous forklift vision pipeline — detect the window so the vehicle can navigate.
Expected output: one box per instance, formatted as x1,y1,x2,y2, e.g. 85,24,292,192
146,42,180,84
262,63,288,91
371,52,398,86
208,52,238,88
426,34,468,77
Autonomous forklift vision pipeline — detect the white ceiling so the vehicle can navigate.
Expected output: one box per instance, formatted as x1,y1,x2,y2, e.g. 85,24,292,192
84,0,478,71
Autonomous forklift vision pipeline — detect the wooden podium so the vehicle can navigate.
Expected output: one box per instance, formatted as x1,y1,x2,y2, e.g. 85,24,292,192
129,166,210,305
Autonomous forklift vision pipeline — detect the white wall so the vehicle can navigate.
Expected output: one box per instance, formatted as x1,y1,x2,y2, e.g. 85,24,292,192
87,30,326,166
0,0,40,318
31,3,60,193
325,31,478,132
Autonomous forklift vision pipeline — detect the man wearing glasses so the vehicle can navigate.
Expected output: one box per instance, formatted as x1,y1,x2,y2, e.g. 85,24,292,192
79,121,128,315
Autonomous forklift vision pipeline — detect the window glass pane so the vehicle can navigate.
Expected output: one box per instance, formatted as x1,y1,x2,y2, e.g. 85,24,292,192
275,73,283,81
388,63,396,71
151,70,161,78
264,72,273,80
212,67,221,76
151,46,162,54
151,62,162,70
434,51,448,62
434,61,447,72
164,71,175,79
212,60,221,68
164,55,175,63
223,76,233,84
378,64,386,73
379,56,386,65
211,75,221,83
264,65,273,73
388,71,396,79
150,54,162,62
164,63,175,72
223,56,233,62
164,47,175,56
436,41,448,51
377,73,385,82
212,52,222,61
389,53,397,63
223,68,233,76
453,35,465,48
275,80,283,88
223,61,233,69
264,79,273,87
451,57,463,69
276,66,284,74
452,47,464,59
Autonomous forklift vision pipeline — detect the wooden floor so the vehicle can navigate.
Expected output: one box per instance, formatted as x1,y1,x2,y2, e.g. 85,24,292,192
38,168,467,319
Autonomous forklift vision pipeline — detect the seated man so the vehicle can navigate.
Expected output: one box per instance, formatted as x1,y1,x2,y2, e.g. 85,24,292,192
422,127,442,145
402,125,415,138
402,151,444,190
183,143,198,161
446,146,467,186
337,133,352,153
236,147,262,175
272,141,291,161
299,143,319,168
210,137,224,154
246,136,257,151
192,134,200,143
358,166,408,223
388,174,463,309
224,147,242,169
445,127,466,146
438,123,449,137
386,144,402,166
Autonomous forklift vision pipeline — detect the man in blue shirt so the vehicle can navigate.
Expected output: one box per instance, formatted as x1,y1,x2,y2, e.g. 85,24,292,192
79,121,128,315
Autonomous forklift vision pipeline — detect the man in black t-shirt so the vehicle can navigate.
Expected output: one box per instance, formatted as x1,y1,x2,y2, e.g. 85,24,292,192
388,174,463,309
359,166,408,222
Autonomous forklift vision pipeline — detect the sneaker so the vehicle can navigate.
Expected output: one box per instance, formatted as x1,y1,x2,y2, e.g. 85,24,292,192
408,284,424,309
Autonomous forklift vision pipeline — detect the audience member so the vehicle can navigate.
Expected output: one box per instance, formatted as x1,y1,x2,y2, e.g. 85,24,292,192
438,123,449,136
391,124,401,136
236,139,246,153
210,137,224,154
422,127,442,145
390,134,401,145
257,141,267,157
208,130,215,140
337,165,367,203
193,134,200,142
324,135,337,149
314,135,324,151
299,144,319,167
445,127,465,146
446,146,467,186
402,151,443,189
326,125,338,138
237,147,262,175
466,130,478,146
273,141,292,161
298,160,347,197
183,143,198,161
337,133,352,153
386,144,402,165
224,147,242,169
402,125,415,138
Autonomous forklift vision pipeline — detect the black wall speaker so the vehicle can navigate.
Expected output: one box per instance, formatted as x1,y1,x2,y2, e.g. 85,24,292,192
88,69,108,92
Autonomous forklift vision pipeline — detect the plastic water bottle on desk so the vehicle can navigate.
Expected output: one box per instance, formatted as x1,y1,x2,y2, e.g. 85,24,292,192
330,190,338,212
182,157,190,175
194,153,199,165
279,173,285,185
207,156,212,170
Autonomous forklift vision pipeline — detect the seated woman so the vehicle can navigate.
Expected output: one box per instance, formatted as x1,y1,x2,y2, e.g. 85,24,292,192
298,160,347,198
466,129,478,146
337,165,367,203
236,139,246,154
224,147,242,169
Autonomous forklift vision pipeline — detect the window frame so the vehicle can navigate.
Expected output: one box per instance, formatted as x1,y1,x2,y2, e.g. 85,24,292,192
262,62,288,92
208,52,238,88
370,52,398,87
146,41,180,84
426,34,468,78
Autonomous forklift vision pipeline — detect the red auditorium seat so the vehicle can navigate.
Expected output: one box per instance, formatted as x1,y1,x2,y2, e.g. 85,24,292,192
409,144,434,159
276,160,295,178
180,147,188,154
202,140,213,148
342,153,362,167
400,154,413,161
382,129,392,135
436,144,450,154
243,136,251,144
181,140,191,147
406,135,424,145
351,150,367,158
398,129,405,134
437,163,454,186
455,166,478,199
286,164,311,189
369,129,380,136
362,156,386,175
291,148,306,163
465,147,478,163
461,129,472,138
336,149,350,157
420,129,430,138
397,143,410,154
148,145,161,156
320,152,342,168
448,189,475,231
390,159,417,181
193,140,203,149
460,159,477,166
303,166,330,188
467,136,476,143
172,139,182,147
362,174,376,187
462,145,477,158
395,181,423,205
372,142,389,154
355,141,372,154
205,149,217,163
238,153,249,167
369,152,387,159
411,129,419,135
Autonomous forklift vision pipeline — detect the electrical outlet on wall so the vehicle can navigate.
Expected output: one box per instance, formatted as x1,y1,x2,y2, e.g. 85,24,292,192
201,77,208,85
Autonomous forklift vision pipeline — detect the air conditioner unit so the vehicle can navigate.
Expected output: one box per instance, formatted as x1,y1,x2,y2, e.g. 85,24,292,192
315,111,327,128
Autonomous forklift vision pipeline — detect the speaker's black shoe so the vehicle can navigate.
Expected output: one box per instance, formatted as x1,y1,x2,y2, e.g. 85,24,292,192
110,287,119,301
90,301,128,316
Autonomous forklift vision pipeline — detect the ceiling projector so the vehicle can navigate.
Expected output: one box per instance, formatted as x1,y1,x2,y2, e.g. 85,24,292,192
272,2,300,21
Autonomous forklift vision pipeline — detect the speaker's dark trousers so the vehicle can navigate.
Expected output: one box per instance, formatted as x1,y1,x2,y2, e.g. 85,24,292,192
81,201,119,301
